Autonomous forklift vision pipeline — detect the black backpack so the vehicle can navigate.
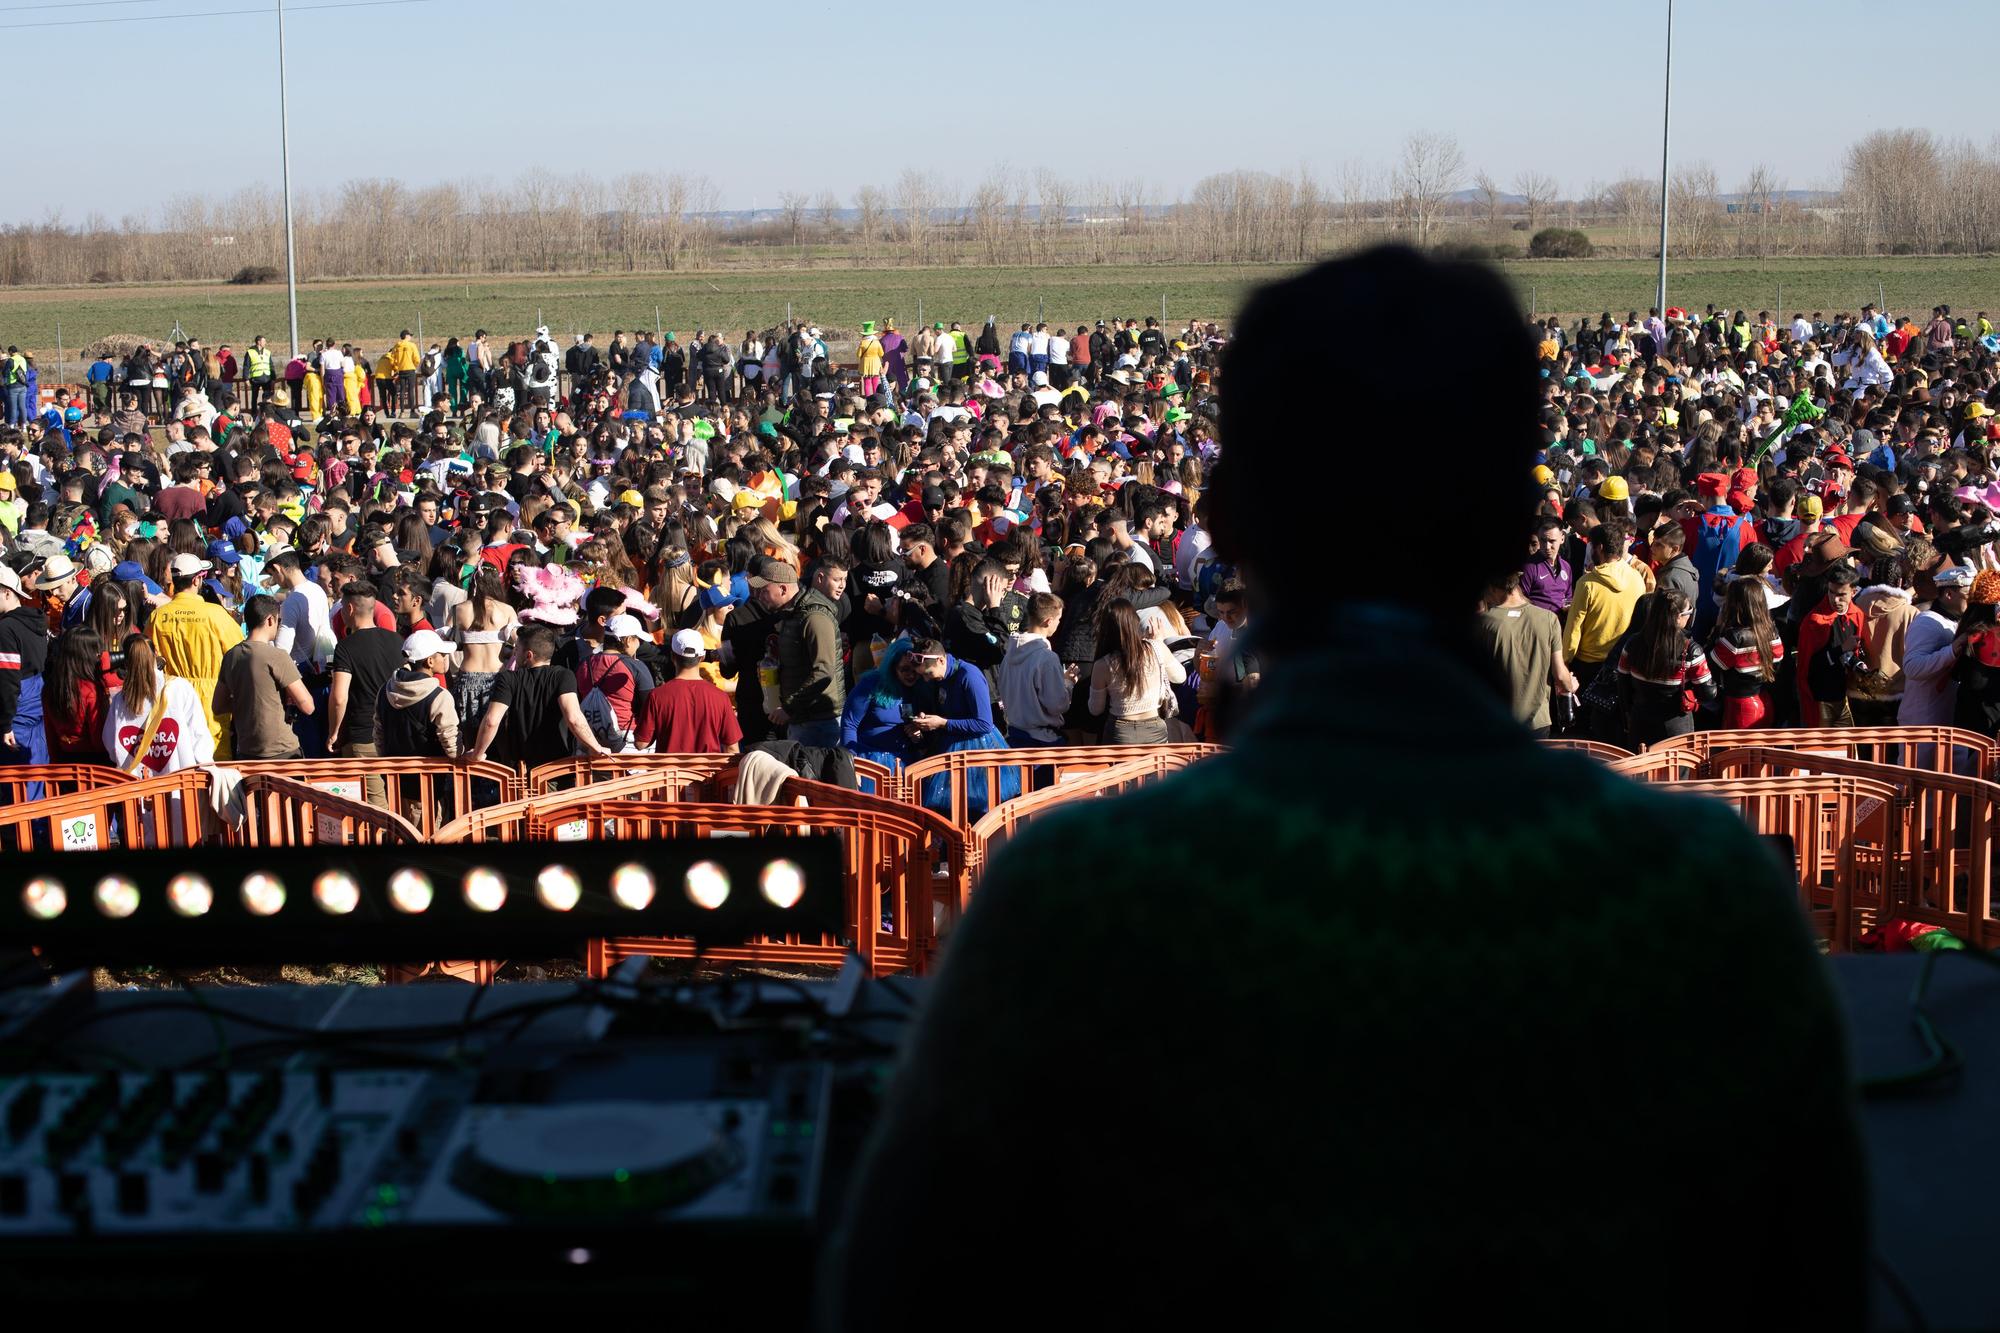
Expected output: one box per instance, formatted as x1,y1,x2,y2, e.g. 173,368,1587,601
375,681,445,757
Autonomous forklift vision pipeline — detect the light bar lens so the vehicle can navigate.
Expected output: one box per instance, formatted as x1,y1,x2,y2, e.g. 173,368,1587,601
166,873,214,918
94,876,140,919
387,869,434,914
462,868,507,913
684,861,730,911
759,859,805,910
535,866,581,912
609,863,655,911
22,878,66,921
241,873,287,917
313,871,360,915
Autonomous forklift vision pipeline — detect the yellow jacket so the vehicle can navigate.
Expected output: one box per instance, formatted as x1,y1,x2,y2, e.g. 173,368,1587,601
389,338,422,373
149,589,245,744
1562,559,1645,665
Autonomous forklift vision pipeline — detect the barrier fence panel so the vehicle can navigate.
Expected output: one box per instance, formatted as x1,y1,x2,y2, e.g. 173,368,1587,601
1672,773,1902,951
0,763,136,848
1647,726,1999,781
1540,739,1635,762
1708,748,1999,951
0,768,212,851
525,753,899,802
228,758,523,838
227,773,423,848
516,794,938,977
436,765,737,844
968,758,1166,878
902,743,1222,827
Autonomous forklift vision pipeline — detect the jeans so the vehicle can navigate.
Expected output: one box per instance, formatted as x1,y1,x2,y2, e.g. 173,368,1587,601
786,718,842,750
3,385,27,426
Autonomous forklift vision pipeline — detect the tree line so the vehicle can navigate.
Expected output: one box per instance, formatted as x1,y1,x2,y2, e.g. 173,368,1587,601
2,129,1996,288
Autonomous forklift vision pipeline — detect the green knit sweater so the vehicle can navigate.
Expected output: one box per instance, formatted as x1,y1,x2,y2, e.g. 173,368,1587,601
826,638,1865,1330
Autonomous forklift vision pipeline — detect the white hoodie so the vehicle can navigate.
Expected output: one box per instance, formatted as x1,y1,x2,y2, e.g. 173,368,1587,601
998,631,1069,743
103,672,216,775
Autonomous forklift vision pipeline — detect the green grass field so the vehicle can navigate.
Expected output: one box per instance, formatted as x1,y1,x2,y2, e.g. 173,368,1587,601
6,255,1997,373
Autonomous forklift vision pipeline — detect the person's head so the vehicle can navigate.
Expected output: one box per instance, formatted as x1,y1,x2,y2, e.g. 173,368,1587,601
893,636,948,688
811,552,852,603
750,557,799,609
516,622,559,666
1934,565,1975,617
1023,591,1062,637
1648,522,1686,565
341,579,379,625
1822,565,1859,614
1212,248,1533,646
580,585,623,639
242,592,282,640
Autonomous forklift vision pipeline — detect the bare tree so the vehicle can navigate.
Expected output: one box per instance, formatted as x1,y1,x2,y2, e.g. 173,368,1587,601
1394,132,1466,247
1472,171,1505,233
894,170,937,264
1514,170,1558,233
778,191,810,253
1736,164,1782,258
1669,162,1721,258
852,185,887,261
815,191,843,241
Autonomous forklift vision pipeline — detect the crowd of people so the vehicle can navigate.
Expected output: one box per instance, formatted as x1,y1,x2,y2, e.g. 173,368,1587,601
1479,302,2000,750
0,312,1243,821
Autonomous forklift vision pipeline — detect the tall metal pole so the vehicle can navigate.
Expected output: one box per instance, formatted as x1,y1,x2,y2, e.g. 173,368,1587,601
277,0,301,360
1654,0,1673,313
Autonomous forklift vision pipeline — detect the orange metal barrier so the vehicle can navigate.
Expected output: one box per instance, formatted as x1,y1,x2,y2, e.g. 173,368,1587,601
968,758,1165,877
1604,748,1702,783
1709,747,1999,951
436,766,732,844
1673,772,1902,950
226,773,422,847
1539,739,1635,762
526,780,942,977
228,757,524,838
1647,726,1998,780
1,768,213,849
902,743,1222,827
525,752,900,801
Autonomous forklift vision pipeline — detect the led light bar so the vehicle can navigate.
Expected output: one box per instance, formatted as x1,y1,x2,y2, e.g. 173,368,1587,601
0,839,843,969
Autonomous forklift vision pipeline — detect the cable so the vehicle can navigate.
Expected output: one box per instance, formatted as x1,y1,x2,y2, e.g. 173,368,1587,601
1873,1252,1929,1333
0,0,187,13
0,0,440,31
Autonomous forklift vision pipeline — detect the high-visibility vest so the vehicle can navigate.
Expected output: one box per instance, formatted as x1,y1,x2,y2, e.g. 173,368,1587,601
244,346,273,379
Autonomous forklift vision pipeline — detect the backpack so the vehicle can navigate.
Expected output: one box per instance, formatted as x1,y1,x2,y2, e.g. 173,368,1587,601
375,680,445,757
573,651,652,753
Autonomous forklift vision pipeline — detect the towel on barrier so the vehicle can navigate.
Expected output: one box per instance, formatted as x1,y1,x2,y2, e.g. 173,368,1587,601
201,764,247,830
746,740,859,790
734,750,798,805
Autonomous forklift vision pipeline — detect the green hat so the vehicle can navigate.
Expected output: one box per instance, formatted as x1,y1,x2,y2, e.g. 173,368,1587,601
756,422,778,439
933,322,944,330
860,321,876,335
691,419,716,439
1164,407,1190,425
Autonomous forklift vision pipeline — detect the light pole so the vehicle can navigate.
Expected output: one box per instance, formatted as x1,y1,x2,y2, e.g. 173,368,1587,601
1655,0,1673,313
277,0,301,360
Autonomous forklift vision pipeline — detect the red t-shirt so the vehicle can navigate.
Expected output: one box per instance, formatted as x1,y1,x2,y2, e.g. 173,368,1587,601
330,603,398,639
634,677,742,754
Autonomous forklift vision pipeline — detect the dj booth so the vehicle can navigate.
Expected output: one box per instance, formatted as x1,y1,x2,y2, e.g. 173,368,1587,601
0,830,1991,1326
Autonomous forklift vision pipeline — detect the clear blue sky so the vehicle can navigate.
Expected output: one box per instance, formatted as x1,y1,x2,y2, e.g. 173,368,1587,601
1,0,1990,223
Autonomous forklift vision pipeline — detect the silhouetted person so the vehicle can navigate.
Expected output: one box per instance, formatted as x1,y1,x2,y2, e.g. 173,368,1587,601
823,247,1864,1331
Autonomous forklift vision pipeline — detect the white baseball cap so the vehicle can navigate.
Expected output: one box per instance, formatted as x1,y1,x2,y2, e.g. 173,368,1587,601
0,566,22,597
669,629,706,659
402,629,451,660
605,614,645,641
169,553,213,578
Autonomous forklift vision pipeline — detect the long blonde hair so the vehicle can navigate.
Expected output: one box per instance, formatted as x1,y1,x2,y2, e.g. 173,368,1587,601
738,516,799,571
120,633,161,713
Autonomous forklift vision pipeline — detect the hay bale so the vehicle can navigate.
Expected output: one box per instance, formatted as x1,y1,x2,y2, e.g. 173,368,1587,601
81,333,153,361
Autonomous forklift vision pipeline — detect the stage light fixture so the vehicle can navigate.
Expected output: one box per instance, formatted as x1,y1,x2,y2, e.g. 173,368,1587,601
759,859,805,910
684,861,730,911
241,872,287,917
313,871,360,915
22,877,66,921
94,875,140,920
535,865,581,913
462,868,507,914
609,863,655,911
166,873,214,918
